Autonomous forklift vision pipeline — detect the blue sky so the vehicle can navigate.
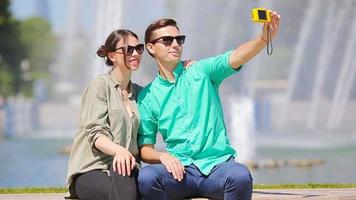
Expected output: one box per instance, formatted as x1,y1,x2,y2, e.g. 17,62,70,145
9,0,165,35
10,0,88,34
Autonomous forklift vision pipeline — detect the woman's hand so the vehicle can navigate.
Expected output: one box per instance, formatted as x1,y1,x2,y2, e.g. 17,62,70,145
112,147,136,176
159,152,185,181
183,59,196,69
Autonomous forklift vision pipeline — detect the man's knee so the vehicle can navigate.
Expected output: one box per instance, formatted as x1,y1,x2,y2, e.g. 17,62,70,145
227,164,253,188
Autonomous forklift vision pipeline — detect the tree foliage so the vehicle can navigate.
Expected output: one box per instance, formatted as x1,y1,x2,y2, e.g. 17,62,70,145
0,0,25,96
19,16,57,78
0,0,57,98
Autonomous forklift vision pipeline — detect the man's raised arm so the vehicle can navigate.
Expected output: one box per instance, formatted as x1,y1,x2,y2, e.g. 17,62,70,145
229,10,281,69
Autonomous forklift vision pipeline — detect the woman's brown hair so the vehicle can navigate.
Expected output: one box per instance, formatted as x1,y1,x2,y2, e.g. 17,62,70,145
97,29,138,66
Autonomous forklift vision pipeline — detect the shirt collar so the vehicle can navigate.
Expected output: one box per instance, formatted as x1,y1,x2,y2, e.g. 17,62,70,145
109,71,134,99
157,61,184,85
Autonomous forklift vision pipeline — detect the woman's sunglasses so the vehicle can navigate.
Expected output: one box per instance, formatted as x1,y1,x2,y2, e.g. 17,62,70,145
115,44,144,56
149,35,186,46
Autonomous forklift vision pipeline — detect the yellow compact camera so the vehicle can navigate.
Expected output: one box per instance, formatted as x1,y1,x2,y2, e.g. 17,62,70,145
251,8,271,23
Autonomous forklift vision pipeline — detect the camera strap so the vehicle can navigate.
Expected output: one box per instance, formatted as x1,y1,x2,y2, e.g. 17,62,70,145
267,23,273,55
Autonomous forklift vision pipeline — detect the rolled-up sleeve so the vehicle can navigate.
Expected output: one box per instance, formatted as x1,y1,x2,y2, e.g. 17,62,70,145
137,89,157,146
196,50,243,86
80,78,113,154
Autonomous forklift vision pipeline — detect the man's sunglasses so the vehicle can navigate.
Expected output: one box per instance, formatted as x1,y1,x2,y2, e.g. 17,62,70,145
149,35,186,46
115,44,144,55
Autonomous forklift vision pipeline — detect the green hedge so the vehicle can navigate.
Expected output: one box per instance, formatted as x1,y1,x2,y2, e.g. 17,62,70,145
0,187,66,194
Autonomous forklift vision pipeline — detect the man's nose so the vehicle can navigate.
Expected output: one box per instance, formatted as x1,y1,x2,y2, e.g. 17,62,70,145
171,38,179,47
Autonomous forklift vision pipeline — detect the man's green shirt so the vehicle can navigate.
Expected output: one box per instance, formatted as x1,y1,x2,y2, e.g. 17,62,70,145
138,51,242,175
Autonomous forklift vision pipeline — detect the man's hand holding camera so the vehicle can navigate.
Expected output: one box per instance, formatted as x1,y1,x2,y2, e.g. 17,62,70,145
260,10,281,43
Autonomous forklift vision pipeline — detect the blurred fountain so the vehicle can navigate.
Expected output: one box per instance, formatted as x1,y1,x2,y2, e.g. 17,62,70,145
91,0,123,78
54,1,80,97
327,17,356,130
306,1,339,129
277,0,321,130
229,96,256,163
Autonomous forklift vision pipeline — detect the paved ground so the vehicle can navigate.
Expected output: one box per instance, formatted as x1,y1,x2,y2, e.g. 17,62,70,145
0,189,356,200
252,188,356,199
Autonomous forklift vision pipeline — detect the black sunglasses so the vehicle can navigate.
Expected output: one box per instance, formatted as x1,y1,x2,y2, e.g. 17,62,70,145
115,44,144,55
149,35,186,46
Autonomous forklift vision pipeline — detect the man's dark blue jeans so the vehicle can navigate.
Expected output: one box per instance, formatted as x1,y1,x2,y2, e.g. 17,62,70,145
138,158,253,200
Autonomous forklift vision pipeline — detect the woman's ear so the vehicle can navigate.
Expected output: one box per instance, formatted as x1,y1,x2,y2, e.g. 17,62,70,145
107,52,116,62
146,43,155,55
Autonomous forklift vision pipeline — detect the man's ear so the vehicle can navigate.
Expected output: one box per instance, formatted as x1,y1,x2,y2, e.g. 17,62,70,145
146,43,155,55
107,52,116,62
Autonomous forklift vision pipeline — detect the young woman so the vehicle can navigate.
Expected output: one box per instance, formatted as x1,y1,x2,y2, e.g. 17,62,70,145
66,29,144,200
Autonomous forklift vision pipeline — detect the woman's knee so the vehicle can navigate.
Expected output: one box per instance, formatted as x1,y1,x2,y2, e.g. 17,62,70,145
74,171,110,200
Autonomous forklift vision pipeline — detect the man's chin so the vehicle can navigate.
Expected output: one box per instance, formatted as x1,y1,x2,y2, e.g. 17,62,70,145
168,55,181,63
169,52,181,58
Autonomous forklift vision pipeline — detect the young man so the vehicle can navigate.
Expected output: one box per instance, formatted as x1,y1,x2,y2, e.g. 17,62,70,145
137,11,280,200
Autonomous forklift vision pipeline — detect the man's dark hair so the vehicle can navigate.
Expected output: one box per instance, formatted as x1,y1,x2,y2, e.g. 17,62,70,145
145,18,179,57
145,18,179,44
